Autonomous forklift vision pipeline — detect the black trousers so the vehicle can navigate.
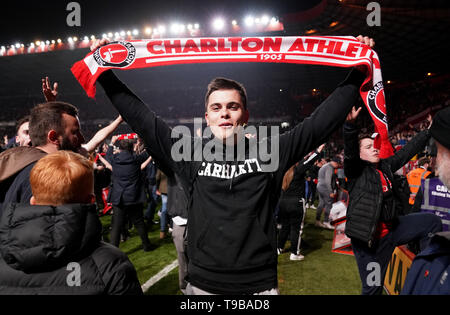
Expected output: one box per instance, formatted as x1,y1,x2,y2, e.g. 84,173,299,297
110,203,150,248
277,196,304,254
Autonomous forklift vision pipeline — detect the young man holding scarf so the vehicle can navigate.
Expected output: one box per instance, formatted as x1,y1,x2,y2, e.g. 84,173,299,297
90,36,372,295
343,106,442,295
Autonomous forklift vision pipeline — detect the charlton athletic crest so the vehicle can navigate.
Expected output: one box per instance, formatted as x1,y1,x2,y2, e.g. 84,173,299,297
93,41,136,68
367,81,388,125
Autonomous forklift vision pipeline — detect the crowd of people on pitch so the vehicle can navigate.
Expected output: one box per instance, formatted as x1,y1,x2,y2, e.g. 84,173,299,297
0,35,449,295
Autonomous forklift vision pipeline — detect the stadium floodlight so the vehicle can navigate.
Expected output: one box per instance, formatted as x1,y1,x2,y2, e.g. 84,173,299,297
132,29,139,36
244,16,254,26
73,37,78,42
231,20,238,26
194,23,200,29
170,23,180,34
212,18,225,31
120,30,126,37
158,25,166,34
127,30,131,36
108,32,113,38
261,15,269,25
144,27,152,35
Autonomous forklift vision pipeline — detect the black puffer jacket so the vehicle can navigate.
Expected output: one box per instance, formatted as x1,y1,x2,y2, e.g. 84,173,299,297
0,203,142,295
343,123,430,247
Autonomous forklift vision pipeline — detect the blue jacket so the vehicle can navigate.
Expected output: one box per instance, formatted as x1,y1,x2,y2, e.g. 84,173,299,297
401,231,450,294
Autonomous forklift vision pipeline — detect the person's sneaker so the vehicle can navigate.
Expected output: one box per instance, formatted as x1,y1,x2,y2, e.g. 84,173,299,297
323,221,335,230
310,204,317,209
290,253,305,261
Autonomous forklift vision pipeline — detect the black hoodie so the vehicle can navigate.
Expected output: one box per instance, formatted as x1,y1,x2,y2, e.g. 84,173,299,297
0,203,142,294
98,68,364,294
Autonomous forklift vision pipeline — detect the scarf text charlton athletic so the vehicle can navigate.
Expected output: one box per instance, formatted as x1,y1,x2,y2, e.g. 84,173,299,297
71,36,394,158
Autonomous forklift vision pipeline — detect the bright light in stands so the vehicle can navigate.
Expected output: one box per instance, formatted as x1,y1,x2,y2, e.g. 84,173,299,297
120,31,126,37
231,20,237,26
329,21,339,27
57,38,62,43
261,15,269,25
212,18,225,31
158,25,166,34
107,32,113,38
68,37,73,43
83,36,89,42
73,37,78,42
15,43,20,49
270,17,278,25
170,23,185,35
144,27,152,35
132,29,139,36
194,23,199,29
30,43,35,48
244,16,254,26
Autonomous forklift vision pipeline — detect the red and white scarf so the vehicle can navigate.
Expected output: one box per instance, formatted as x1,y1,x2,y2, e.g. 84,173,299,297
71,36,393,158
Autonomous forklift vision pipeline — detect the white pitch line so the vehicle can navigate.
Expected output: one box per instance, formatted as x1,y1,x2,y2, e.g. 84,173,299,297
141,259,179,293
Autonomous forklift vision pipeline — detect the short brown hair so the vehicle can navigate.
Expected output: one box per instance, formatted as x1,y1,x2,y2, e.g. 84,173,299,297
30,151,93,205
29,102,79,147
205,77,247,111
418,157,430,167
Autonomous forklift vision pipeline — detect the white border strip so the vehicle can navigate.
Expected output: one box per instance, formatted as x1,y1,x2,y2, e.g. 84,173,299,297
141,259,179,293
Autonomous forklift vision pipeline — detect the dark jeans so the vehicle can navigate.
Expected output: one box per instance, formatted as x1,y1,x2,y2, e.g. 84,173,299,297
277,196,304,254
110,203,151,249
144,184,158,221
351,212,442,295
306,181,317,204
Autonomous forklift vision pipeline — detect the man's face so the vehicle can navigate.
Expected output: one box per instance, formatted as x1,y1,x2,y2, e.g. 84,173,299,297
59,113,85,152
16,121,31,146
360,138,380,163
436,141,450,189
205,89,249,143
